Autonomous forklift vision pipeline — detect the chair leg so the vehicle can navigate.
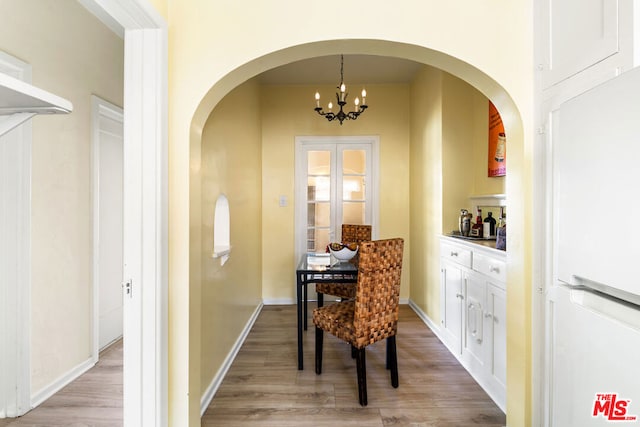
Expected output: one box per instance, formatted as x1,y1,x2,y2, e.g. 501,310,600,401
355,347,368,406
351,344,357,359
386,338,390,369
317,291,324,308
315,326,323,375
388,335,399,388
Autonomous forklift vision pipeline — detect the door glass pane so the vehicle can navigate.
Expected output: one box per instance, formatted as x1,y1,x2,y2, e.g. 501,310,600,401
308,176,330,201
308,201,330,227
343,176,365,200
343,150,366,174
309,228,330,253
343,202,365,225
308,151,330,174
307,150,332,252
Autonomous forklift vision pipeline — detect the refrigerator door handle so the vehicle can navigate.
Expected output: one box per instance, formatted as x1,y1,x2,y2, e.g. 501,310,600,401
568,275,640,309
563,277,640,332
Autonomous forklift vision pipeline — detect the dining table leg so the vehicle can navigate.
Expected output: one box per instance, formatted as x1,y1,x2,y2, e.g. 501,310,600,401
303,281,308,330
296,273,304,370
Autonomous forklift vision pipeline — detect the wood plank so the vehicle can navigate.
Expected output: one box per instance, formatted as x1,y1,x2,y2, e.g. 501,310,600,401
204,305,506,426
0,305,506,426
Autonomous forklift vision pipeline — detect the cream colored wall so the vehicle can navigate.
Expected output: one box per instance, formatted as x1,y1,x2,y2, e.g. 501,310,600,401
200,79,263,396
409,67,443,320
0,0,123,395
441,74,506,234
261,83,411,302
168,1,533,425
442,73,478,235
409,70,503,323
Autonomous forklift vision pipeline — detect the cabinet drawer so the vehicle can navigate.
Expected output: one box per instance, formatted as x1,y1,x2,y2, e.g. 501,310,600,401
441,242,472,268
473,252,506,284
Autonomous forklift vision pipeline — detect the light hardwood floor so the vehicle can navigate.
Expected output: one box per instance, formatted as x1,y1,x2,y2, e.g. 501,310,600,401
1,305,505,427
0,340,123,427
202,305,506,427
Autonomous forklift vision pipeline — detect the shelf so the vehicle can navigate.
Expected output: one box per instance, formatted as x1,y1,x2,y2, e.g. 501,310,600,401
0,72,73,136
468,193,506,207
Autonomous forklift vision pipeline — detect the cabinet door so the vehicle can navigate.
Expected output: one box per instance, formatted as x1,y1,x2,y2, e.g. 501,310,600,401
541,0,622,88
463,273,486,370
440,262,464,355
486,283,507,391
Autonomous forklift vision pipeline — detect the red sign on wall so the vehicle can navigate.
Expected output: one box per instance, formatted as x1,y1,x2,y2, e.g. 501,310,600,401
488,101,506,177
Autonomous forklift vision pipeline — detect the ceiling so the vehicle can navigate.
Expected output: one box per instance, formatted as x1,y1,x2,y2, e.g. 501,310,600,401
257,54,425,85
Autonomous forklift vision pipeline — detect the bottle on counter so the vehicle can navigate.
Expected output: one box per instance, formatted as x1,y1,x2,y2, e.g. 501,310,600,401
495,208,506,250
470,208,483,237
484,211,497,236
459,209,470,236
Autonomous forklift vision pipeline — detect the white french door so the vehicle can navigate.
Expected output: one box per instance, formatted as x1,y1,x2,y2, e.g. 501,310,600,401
294,136,379,259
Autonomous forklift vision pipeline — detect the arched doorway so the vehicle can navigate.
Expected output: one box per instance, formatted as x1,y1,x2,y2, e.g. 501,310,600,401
184,40,528,423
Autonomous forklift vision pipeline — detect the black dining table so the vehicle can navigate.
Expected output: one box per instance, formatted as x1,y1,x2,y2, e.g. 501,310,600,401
295,253,357,370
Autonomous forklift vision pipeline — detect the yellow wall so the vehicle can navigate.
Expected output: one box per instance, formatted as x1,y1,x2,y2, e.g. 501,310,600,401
442,73,505,234
199,79,263,396
261,83,411,302
409,66,444,320
167,1,534,425
409,69,504,323
0,0,124,396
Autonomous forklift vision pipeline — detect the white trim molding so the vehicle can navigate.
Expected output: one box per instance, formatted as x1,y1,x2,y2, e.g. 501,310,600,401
83,2,168,426
0,51,32,419
121,27,168,427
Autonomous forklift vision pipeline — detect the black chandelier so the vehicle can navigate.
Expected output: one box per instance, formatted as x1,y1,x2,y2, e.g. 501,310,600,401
314,55,368,125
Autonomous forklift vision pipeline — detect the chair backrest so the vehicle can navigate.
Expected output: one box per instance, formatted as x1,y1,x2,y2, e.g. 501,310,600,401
353,238,404,348
341,224,372,245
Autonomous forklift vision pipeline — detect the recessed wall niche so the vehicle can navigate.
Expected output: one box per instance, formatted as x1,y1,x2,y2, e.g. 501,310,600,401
212,194,231,265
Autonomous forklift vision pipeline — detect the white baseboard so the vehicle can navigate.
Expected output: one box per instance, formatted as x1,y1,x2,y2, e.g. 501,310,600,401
407,299,443,340
262,298,294,305
31,357,96,409
200,302,264,416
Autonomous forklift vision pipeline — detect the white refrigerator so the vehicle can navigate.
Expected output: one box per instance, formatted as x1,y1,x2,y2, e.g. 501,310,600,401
549,66,640,426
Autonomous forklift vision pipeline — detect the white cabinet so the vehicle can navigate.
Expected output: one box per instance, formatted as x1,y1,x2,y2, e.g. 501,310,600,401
440,262,464,355
439,236,506,411
540,0,638,99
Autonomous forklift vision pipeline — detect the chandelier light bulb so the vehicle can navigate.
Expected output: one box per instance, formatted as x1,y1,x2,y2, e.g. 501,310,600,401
328,102,333,111
361,88,367,105
355,97,360,108
315,91,320,107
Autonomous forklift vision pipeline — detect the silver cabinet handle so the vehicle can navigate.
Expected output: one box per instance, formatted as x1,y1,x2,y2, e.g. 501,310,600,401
450,251,458,257
484,312,493,319
467,302,483,343
456,293,464,299
490,266,500,273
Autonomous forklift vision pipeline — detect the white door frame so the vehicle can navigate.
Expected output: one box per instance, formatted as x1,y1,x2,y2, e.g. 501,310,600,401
91,95,124,357
77,2,168,426
0,51,33,418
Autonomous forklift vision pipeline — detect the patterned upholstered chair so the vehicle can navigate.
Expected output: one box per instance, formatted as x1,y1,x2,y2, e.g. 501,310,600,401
313,238,404,406
316,224,372,305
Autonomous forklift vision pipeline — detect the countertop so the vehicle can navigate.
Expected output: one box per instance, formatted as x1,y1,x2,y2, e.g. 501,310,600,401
441,233,505,254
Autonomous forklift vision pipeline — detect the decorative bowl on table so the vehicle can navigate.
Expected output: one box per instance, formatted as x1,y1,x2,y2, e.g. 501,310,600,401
327,242,358,262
